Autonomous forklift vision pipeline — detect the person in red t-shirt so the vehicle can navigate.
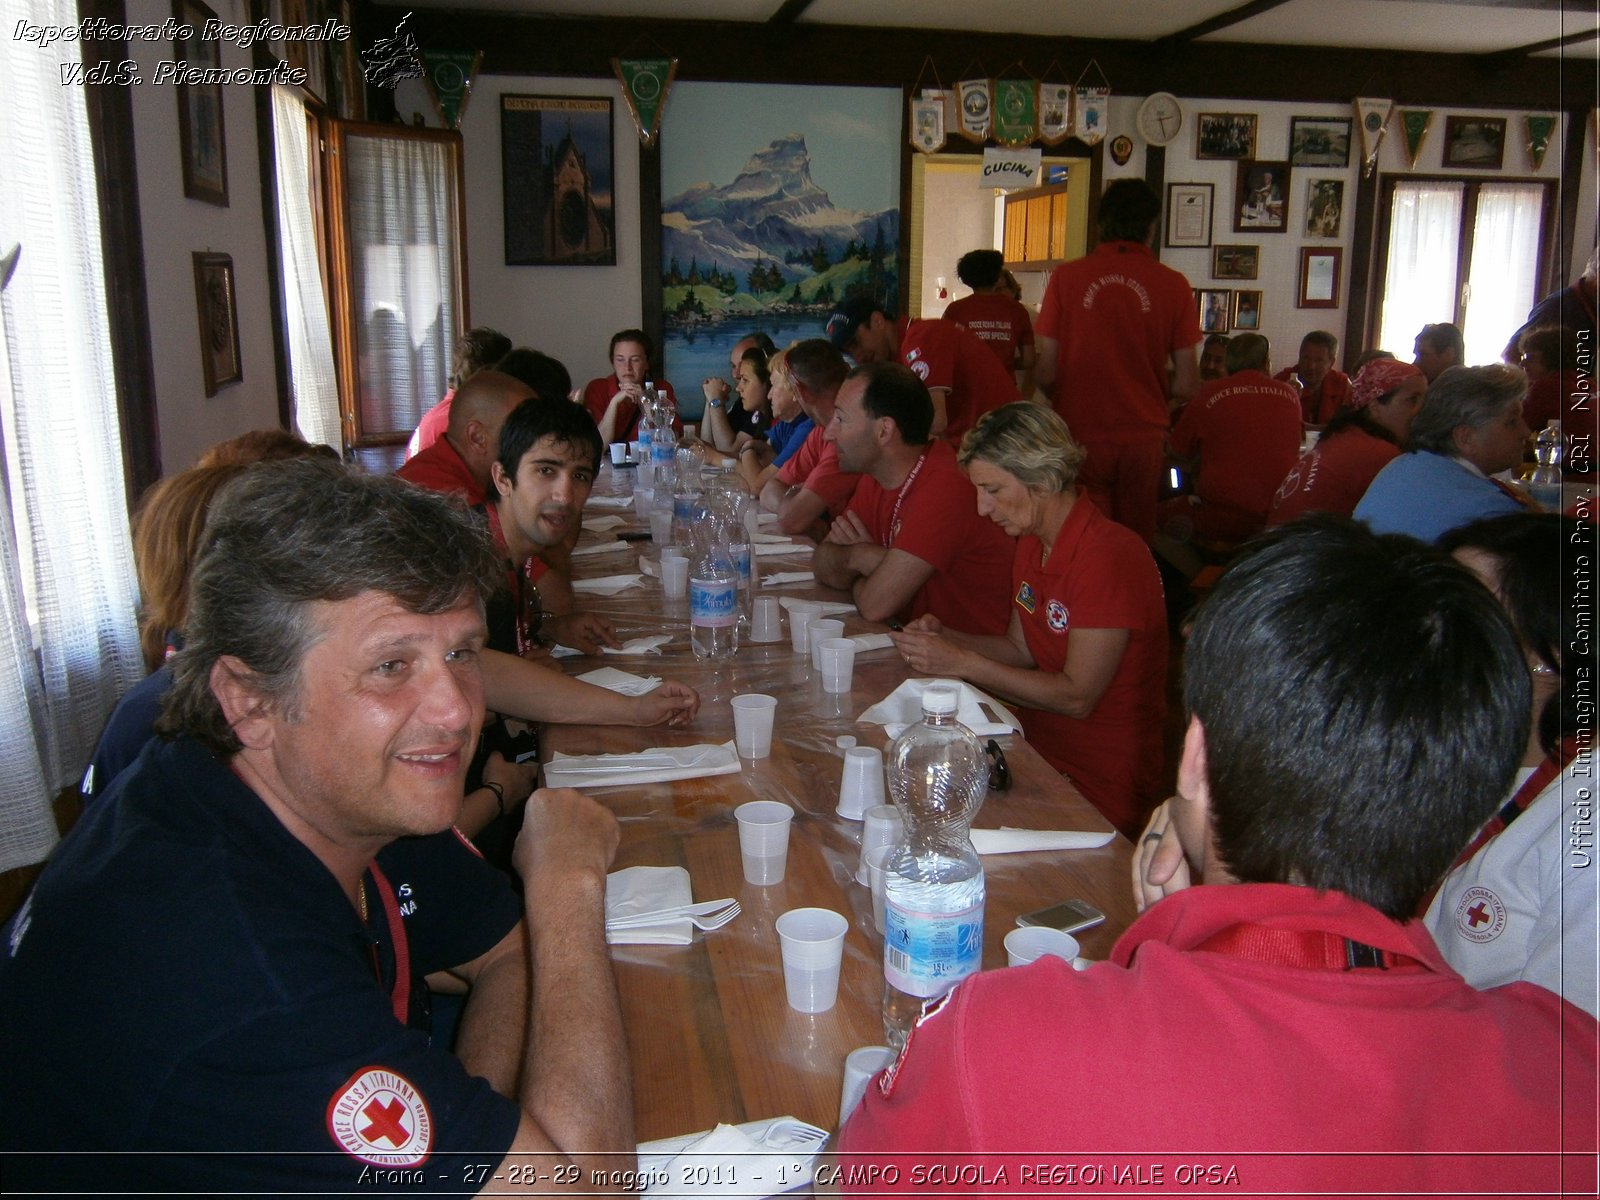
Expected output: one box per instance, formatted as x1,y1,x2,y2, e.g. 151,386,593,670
942,248,1036,397
395,369,534,507
580,329,680,445
1517,324,1593,473
890,402,1167,837
1274,330,1352,427
758,339,860,537
813,363,1012,634
407,326,512,459
825,298,1019,445
1269,358,1427,526
1035,179,1203,542
1160,334,1303,544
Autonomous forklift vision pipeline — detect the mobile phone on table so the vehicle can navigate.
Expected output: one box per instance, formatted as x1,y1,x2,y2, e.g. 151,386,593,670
1016,899,1106,935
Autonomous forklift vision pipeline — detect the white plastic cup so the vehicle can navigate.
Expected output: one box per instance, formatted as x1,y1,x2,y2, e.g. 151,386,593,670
649,507,673,546
735,799,793,885
609,442,629,465
857,804,903,883
775,907,848,1013
837,746,886,821
1004,926,1081,968
629,440,643,462
839,1045,896,1126
787,601,820,654
864,843,895,934
632,487,654,520
660,554,689,599
731,693,777,759
818,637,858,694
751,596,784,643
809,619,845,669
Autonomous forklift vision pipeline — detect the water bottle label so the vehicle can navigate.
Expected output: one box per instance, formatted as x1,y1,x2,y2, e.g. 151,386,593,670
730,543,752,586
652,443,674,464
883,899,984,998
689,577,738,627
674,494,698,520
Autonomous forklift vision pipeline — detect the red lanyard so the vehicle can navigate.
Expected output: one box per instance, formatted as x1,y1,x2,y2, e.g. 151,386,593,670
886,451,929,547
362,862,412,1026
1454,736,1578,869
1195,923,1425,973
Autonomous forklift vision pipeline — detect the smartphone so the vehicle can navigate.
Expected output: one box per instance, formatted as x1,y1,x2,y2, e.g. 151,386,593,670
618,530,653,542
1016,899,1106,935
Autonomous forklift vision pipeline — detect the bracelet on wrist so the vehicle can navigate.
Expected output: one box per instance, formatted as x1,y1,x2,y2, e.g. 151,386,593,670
481,780,506,817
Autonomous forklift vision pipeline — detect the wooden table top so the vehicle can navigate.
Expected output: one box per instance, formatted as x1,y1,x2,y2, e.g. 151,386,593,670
545,468,1137,1142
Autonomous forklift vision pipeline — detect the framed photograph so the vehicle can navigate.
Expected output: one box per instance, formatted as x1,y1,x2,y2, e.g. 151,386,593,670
1298,246,1343,309
192,253,242,396
1165,183,1214,248
1212,244,1259,280
1196,112,1257,160
1289,116,1352,167
1442,116,1507,169
1231,289,1263,330
1234,160,1291,232
174,0,227,206
502,94,617,266
1304,178,1345,237
1197,288,1232,334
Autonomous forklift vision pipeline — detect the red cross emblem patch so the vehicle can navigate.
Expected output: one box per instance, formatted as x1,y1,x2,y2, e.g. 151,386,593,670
1451,885,1506,944
326,1066,434,1166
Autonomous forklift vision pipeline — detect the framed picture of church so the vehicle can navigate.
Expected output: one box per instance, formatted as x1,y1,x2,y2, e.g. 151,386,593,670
501,94,617,266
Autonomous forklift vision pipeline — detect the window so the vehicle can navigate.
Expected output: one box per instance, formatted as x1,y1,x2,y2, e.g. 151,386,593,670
1375,177,1553,365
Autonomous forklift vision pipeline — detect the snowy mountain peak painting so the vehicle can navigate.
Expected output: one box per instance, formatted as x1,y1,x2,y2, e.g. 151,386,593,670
659,84,901,395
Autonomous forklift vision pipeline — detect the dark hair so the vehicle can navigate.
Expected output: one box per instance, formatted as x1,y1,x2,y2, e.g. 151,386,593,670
739,331,777,358
1439,513,1592,758
161,459,501,756
1300,330,1338,356
1518,324,1575,372
786,339,849,398
1416,322,1465,361
956,249,1004,289
452,327,513,388
495,347,573,403
1319,405,1399,446
1224,333,1269,374
1352,348,1397,372
1202,333,1231,352
1185,517,1529,919
739,346,771,390
498,395,603,478
851,362,934,447
609,329,653,359
1096,179,1162,244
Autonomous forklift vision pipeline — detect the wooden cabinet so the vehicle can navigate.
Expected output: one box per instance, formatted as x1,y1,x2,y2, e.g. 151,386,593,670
1003,182,1078,272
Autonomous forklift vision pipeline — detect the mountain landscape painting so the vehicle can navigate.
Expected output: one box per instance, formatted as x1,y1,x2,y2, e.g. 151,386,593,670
658,83,901,408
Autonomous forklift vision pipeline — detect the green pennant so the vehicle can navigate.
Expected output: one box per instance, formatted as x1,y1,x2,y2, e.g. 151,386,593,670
420,50,481,130
1399,109,1432,166
614,57,678,147
993,79,1038,148
1526,114,1556,170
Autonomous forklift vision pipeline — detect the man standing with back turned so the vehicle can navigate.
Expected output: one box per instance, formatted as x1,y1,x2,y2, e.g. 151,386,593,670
1035,179,1202,541
838,518,1596,1196
1,461,635,1193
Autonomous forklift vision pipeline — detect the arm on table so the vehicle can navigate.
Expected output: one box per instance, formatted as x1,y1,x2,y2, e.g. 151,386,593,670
454,750,540,839
482,648,699,727
699,384,737,452
769,481,833,539
458,788,634,1192
816,513,932,623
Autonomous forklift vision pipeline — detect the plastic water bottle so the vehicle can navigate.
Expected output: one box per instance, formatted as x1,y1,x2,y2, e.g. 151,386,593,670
689,512,740,661
636,404,657,489
881,681,988,1053
1531,419,1564,509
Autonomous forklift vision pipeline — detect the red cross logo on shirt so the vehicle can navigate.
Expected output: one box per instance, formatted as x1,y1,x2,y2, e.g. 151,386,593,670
1465,901,1492,929
359,1096,411,1147
1452,886,1505,944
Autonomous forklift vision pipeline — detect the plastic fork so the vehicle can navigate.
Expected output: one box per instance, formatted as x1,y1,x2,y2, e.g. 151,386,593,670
606,898,740,931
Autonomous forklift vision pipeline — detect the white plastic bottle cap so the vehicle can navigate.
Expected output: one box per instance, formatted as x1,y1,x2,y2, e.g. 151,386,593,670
836,736,857,750
922,682,960,715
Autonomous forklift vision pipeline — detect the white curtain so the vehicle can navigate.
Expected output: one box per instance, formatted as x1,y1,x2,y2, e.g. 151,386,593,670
1464,183,1545,365
270,86,342,451
0,0,144,871
1377,182,1464,360
343,132,457,437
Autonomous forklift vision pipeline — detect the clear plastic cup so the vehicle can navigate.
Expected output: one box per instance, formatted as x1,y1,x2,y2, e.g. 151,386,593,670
818,637,857,694
735,799,793,885
787,601,820,654
731,693,777,759
1004,926,1081,968
857,804,903,883
751,596,784,643
659,554,689,599
837,746,886,820
775,907,848,1013
839,1045,895,1126
808,619,844,669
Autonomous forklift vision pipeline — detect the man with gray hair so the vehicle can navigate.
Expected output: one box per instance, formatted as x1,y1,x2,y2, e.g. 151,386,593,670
1159,333,1302,546
1355,363,1532,543
0,460,634,1190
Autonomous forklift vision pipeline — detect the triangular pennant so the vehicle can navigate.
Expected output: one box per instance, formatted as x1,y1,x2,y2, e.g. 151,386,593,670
420,50,482,130
910,91,947,154
956,79,992,143
1399,109,1433,167
993,79,1038,148
1355,97,1393,178
613,57,678,147
1075,86,1109,144
1526,114,1557,170
1038,82,1073,145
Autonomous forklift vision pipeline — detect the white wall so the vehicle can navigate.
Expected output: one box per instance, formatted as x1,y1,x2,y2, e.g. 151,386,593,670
394,72,642,392
129,0,281,471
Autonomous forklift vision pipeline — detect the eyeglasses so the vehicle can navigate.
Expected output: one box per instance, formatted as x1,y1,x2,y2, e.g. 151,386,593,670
985,738,1011,792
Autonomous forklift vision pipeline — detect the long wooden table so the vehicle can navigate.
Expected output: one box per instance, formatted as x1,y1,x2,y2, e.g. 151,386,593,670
546,467,1137,1143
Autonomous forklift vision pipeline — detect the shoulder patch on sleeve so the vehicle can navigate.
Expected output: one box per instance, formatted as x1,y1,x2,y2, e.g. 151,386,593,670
326,1066,434,1167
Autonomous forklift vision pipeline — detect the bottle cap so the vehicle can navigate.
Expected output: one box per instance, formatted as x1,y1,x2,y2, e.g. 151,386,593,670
922,682,960,715
836,736,856,751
